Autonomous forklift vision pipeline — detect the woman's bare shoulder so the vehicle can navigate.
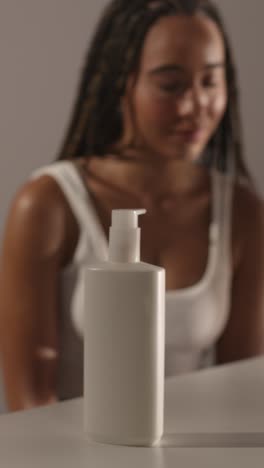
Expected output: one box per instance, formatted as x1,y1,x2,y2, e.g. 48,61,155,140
233,180,263,226
2,175,79,265
13,173,67,212
232,180,264,267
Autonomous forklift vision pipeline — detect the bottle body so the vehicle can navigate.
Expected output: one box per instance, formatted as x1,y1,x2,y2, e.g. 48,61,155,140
83,262,165,446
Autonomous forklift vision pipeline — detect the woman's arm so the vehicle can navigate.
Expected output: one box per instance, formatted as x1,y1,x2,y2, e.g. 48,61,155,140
0,176,75,411
217,185,264,363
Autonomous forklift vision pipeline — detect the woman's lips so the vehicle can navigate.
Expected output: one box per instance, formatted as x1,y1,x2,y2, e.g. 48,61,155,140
170,128,206,143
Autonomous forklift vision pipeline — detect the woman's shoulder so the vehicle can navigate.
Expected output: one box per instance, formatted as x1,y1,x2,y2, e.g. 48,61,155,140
12,170,70,226
232,179,264,268
3,167,79,265
233,179,263,223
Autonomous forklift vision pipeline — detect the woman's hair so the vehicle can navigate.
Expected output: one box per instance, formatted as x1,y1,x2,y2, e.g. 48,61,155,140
57,0,250,180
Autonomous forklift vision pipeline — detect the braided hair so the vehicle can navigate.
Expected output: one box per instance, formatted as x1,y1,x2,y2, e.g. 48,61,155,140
57,0,250,180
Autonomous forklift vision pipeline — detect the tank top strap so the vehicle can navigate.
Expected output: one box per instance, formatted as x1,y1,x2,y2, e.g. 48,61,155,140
31,161,108,264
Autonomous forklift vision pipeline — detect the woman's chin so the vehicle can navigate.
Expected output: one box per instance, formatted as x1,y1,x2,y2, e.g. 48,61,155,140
155,145,202,162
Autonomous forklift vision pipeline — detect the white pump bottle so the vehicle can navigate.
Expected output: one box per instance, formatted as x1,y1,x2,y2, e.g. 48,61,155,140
83,209,165,446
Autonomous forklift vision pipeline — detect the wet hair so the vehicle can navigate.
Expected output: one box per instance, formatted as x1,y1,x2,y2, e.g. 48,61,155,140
57,0,250,181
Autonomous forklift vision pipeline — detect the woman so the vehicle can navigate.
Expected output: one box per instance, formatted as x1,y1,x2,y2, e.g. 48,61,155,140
1,0,264,411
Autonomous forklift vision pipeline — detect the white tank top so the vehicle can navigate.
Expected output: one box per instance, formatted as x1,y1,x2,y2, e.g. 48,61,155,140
32,161,233,399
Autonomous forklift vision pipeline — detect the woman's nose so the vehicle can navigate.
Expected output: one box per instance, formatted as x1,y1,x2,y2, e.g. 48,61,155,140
176,86,209,117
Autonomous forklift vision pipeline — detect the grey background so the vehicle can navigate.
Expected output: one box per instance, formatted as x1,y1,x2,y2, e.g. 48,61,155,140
0,1,263,235
0,1,262,410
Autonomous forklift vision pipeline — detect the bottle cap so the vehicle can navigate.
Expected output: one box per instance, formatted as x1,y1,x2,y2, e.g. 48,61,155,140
108,209,146,263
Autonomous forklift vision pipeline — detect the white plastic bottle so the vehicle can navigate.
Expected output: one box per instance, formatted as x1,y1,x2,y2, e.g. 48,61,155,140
83,209,165,447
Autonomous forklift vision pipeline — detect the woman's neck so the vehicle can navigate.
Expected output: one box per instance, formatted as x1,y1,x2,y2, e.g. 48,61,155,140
80,153,210,200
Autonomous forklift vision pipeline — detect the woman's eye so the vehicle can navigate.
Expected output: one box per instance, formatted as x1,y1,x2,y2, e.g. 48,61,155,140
159,82,185,94
204,81,217,88
203,76,220,88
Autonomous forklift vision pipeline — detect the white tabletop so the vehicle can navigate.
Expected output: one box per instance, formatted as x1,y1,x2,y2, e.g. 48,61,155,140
0,357,264,467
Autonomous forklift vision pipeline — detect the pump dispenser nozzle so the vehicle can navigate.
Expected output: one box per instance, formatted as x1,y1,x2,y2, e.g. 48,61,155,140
108,209,146,263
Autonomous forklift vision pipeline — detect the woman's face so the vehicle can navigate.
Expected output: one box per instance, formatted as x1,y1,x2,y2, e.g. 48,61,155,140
124,13,227,161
